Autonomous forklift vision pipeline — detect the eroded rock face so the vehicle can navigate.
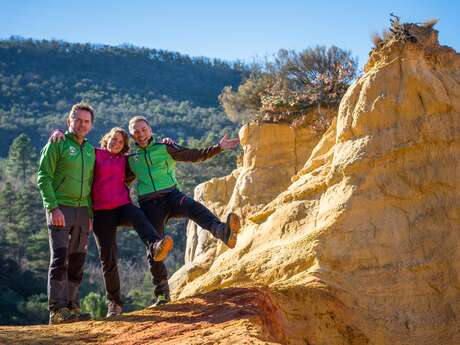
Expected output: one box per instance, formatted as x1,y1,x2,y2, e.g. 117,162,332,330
169,169,241,293
226,122,323,219
172,27,460,344
184,169,241,266
170,122,323,297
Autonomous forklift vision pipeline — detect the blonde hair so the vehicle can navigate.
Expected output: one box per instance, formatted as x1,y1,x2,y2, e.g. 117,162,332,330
128,115,150,134
99,127,130,154
69,102,94,122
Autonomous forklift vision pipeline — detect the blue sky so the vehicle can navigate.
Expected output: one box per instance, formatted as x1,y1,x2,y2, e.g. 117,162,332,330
1,0,459,67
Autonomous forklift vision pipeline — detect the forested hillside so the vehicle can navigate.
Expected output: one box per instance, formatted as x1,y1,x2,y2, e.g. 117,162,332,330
0,37,244,325
0,36,245,155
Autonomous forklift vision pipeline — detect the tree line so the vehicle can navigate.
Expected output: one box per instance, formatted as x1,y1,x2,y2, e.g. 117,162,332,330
0,37,245,156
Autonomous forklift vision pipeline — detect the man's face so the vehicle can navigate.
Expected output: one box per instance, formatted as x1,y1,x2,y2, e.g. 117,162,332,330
68,109,93,139
131,121,152,148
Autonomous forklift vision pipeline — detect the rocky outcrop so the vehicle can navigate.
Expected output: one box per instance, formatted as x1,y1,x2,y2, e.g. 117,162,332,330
170,122,323,296
172,25,460,344
225,122,324,219
170,169,241,292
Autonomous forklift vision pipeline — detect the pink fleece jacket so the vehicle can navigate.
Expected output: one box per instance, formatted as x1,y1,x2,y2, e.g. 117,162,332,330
92,148,131,210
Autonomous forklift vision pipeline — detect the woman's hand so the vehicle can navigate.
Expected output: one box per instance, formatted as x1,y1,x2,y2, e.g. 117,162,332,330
49,129,65,143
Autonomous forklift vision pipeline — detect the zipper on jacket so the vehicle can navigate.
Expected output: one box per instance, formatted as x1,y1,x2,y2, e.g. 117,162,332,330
144,149,156,192
79,145,84,206
165,160,175,184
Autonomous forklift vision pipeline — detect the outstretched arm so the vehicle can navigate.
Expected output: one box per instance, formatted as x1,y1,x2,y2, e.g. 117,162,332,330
165,134,239,162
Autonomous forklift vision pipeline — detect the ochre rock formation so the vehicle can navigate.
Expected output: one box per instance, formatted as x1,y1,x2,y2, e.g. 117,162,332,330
170,168,241,291
3,25,460,345
170,123,322,296
171,26,460,344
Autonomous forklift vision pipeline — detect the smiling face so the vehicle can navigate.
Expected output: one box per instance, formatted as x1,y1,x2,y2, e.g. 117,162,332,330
131,120,153,148
68,109,93,140
106,132,125,154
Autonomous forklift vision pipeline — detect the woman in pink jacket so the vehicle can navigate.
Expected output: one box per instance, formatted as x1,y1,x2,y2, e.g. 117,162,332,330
52,127,173,318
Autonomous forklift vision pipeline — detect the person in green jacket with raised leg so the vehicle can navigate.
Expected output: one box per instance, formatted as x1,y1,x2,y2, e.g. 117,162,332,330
128,115,241,307
37,102,95,325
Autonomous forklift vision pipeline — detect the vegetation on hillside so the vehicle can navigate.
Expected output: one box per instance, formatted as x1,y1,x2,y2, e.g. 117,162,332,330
219,45,358,131
0,37,246,156
0,38,242,324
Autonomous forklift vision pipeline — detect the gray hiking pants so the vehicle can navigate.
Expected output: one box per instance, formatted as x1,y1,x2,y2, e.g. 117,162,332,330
47,206,90,311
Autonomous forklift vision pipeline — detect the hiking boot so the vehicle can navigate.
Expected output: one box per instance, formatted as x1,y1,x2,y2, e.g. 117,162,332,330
148,293,171,308
106,301,123,318
224,213,241,249
69,307,92,321
49,307,78,325
149,236,174,262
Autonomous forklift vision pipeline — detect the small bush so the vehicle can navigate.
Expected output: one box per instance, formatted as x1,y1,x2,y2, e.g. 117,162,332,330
219,46,357,129
81,292,107,319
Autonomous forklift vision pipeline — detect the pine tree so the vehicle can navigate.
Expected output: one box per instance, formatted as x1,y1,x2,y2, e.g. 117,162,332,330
5,134,38,185
0,181,44,266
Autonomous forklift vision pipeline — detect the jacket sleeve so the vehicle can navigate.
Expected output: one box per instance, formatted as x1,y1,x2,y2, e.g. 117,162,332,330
165,143,223,162
37,141,61,211
125,158,136,187
87,152,95,219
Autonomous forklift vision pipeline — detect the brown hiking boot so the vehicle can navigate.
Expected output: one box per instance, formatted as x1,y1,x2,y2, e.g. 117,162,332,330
49,307,78,325
224,213,241,249
150,236,174,262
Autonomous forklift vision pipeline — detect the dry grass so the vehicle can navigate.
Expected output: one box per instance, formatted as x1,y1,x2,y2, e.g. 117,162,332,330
421,18,438,29
371,32,383,47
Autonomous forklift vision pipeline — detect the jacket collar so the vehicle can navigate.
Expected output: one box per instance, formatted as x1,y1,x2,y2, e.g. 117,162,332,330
65,131,88,146
135,137,155,150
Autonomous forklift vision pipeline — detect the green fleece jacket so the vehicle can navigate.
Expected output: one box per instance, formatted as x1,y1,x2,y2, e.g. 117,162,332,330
128,141,222,199
37,131,95,215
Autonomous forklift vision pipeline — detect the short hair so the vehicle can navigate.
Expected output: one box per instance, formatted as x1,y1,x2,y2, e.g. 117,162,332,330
128,115,150,134
69,102,94,123
99,127,130,155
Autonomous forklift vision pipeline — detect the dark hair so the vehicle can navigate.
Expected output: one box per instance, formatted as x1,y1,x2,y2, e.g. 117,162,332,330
69,102,94,122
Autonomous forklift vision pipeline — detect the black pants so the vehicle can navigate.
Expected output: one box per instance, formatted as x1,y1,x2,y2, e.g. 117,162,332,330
140,189,226,297
93,203,161,305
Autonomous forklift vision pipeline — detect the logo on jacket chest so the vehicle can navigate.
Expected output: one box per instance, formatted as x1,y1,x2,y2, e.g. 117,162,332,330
68,146,78,156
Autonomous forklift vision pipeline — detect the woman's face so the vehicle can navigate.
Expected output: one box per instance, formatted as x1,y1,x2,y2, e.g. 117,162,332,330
107,132,125,154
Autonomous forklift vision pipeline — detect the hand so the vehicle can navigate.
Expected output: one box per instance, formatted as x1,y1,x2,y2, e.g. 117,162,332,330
160,137,176,145
219,133,240,150
49,129,65,143
88,218,93,233
50,208,66,228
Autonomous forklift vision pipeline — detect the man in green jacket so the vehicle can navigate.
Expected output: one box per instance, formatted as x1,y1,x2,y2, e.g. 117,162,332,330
37,102,96,324
128,115,241,307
